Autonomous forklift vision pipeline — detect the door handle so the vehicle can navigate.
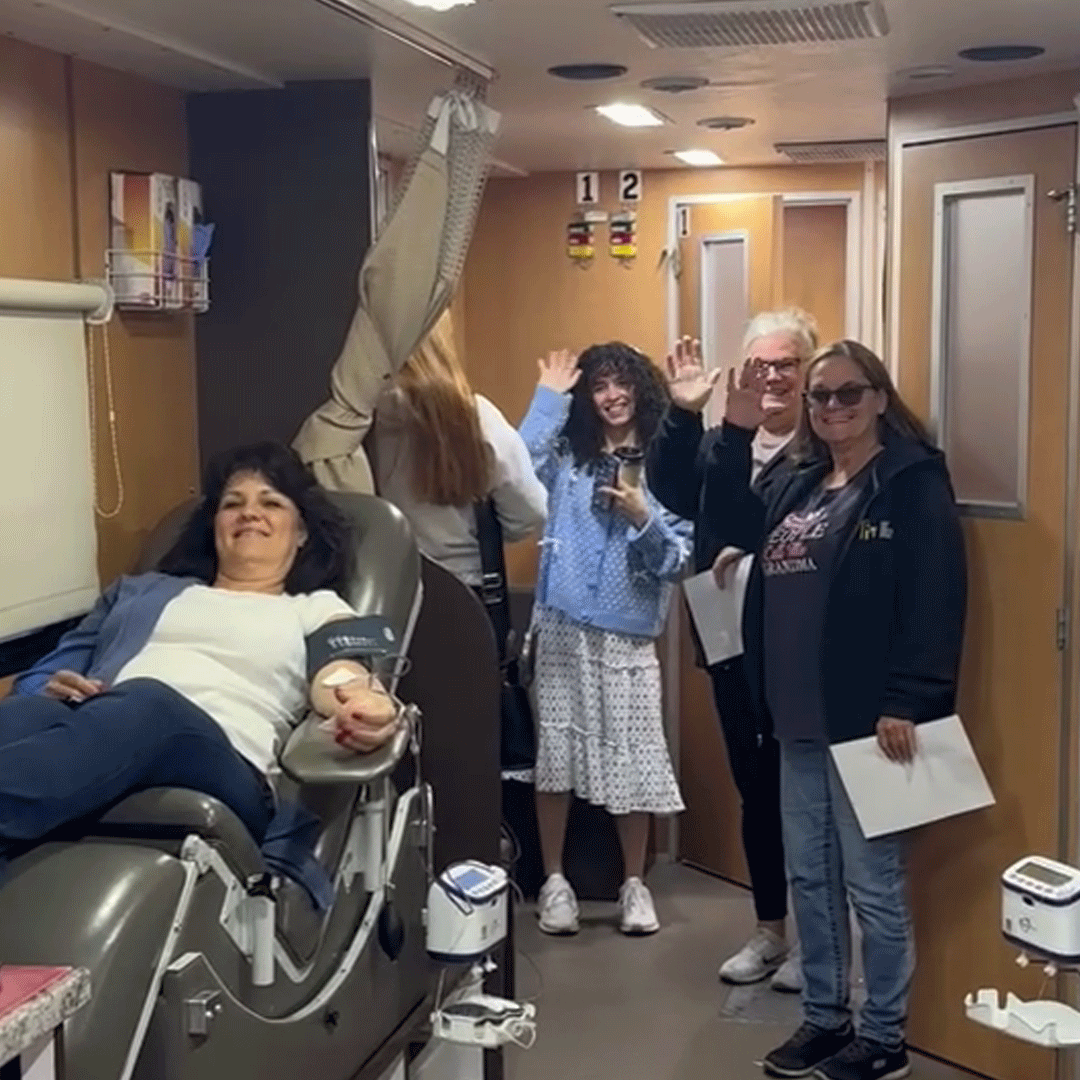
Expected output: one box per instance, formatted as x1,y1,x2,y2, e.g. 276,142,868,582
1047,184,1077,234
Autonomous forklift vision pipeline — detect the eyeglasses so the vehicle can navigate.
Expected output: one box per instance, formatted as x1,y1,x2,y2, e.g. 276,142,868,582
805,384,875,409
751,357,800,376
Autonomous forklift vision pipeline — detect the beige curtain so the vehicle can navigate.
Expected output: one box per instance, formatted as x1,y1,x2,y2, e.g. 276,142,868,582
293,89,499,494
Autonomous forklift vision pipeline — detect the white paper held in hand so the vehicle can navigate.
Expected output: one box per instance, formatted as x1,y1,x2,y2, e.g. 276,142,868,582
682,555,752,665
829,715,994,839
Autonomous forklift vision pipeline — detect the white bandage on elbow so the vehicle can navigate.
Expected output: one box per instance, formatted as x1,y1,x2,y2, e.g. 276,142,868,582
321,667,364,688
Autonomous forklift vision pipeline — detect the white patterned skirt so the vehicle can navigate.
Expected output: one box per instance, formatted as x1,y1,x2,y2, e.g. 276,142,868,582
533,607,685,817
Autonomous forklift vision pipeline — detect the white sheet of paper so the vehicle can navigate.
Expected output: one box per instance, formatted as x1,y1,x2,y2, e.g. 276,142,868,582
682,556,752,665
830,715,995,839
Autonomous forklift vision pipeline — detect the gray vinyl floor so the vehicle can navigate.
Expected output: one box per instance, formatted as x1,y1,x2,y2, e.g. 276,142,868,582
505,862,972,1080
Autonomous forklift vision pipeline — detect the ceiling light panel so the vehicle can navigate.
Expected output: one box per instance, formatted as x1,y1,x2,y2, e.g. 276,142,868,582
400,0,475,10
595,102,667,126
673,149,724,165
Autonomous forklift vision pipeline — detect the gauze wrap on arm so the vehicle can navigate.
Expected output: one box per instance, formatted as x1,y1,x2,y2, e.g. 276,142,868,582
305,615,400,682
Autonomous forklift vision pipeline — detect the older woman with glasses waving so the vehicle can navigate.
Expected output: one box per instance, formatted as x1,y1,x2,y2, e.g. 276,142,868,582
703,340,967,1080
649,308,818,993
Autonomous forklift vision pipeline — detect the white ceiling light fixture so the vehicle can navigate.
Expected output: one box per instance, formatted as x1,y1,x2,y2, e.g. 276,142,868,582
672,149,724,166
400,0,476,9
595,102,667,127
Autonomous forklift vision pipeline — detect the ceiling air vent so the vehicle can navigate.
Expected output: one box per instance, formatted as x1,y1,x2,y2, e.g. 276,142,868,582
698,115,755,129
641,74,711,92
775,139,887,163
609,0,889,49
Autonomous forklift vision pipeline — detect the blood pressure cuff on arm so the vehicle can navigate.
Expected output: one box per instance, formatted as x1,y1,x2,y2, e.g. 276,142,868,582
305,615,400,682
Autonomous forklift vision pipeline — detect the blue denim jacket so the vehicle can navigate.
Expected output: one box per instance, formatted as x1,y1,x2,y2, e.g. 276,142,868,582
15,572,336,910
520,386,691,639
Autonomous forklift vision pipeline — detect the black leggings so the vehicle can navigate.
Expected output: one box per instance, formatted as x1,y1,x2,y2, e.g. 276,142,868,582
708,656,788,923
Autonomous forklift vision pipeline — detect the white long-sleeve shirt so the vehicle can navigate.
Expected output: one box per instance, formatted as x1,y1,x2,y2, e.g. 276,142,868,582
752,426,792,482
374,390,547,586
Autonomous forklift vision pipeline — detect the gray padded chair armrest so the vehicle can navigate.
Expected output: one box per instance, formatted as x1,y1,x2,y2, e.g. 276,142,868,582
279,709,413,786
90,788,266,880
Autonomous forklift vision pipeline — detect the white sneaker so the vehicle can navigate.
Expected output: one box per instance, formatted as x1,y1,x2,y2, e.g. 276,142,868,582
770,945,803,993
718,927,788,984
537,873,579,935
619,877,660,935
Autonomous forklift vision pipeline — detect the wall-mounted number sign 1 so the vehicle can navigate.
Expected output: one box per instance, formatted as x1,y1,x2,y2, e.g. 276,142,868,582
575,172,600,206
618,170,642,203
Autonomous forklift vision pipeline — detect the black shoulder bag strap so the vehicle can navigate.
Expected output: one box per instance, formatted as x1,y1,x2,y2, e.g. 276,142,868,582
474,497,513,668
475,497,537,773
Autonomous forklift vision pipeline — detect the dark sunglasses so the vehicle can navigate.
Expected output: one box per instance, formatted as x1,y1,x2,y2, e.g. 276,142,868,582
805,383,875,409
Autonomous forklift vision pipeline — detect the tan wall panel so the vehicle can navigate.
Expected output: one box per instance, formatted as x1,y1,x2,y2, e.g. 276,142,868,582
0,38,74,282
69,59,200,584
0,38,198,638
782,202,847,344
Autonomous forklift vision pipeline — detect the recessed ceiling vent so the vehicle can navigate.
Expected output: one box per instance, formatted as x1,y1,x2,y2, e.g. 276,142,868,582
549,63,629,80
698,114,755,129
609,0,889,48
775,139,886,163
641,74,710,92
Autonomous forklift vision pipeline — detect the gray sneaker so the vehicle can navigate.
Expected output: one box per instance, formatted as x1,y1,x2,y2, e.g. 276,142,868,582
772,945,804,993
720,927,789,984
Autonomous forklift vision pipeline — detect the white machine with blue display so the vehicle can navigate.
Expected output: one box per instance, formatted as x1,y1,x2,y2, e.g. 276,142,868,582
966,855,1080,1047
425,861,537,1051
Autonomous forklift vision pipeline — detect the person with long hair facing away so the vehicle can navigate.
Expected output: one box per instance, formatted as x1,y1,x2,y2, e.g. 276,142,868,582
373,309,547,586
704,341,966,1080
519,343,690,937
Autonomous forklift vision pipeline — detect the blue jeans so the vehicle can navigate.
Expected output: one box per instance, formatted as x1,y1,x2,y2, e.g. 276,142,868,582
780,740,914,1048
0,678,275,856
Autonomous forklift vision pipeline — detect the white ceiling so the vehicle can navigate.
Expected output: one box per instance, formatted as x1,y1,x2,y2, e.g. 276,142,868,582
1,0,1079,172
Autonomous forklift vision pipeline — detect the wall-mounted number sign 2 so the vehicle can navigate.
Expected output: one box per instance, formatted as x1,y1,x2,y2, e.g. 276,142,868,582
619,170,642,203
576,172,600,206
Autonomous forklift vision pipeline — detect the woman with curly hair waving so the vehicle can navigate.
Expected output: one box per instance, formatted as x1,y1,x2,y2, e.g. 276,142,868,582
519,343,691,938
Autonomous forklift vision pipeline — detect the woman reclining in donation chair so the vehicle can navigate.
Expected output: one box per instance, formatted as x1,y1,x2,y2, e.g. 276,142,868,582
0,442,401,896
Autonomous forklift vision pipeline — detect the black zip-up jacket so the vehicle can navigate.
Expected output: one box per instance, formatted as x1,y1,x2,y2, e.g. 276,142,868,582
700,420,968,745
647,405,791,671
646,405,790,575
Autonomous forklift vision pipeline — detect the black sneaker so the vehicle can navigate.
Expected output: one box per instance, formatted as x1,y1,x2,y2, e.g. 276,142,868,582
814,1037,911,1080
764,1022,855,1077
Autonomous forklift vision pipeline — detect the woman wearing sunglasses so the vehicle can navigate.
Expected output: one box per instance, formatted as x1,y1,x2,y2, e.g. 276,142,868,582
704,340,967,1080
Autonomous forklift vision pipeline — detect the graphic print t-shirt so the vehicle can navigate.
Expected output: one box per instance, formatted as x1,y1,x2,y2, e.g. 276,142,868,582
762,471,870,741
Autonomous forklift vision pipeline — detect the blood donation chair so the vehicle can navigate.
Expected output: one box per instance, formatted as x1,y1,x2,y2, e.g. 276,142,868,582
0,493,453,1080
